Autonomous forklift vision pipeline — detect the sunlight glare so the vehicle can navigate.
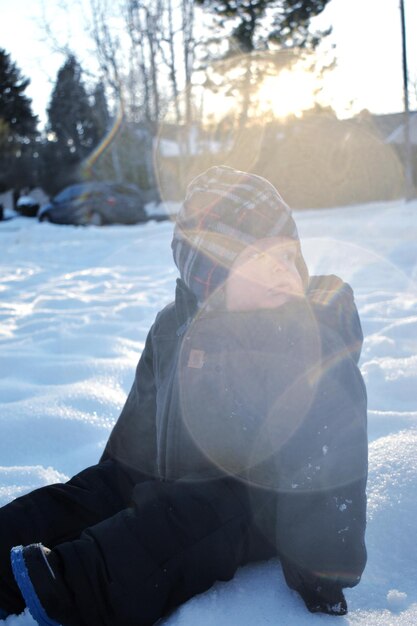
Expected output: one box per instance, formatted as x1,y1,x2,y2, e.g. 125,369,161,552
257,68,317,119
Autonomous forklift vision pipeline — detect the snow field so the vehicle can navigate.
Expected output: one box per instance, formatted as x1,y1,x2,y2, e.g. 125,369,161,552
0,199,416,624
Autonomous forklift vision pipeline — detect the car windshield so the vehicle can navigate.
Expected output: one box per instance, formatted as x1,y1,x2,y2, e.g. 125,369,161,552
53,184,100,202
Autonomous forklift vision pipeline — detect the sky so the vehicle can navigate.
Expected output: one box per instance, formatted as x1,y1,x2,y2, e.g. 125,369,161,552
0,196,417,624
0,0,416,125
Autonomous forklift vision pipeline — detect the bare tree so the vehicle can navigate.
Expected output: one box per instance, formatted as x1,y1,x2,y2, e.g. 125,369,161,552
124,0,196,127
86,0,196,129
89,0,125,104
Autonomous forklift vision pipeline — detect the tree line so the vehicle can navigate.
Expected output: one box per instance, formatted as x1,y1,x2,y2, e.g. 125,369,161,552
0,0,332,200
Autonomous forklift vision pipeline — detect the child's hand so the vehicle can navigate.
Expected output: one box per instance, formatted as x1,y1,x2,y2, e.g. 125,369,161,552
296,580,347,616
281,559,348,615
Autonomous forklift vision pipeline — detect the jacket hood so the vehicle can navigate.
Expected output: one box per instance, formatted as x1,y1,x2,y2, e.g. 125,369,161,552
174,278,199,330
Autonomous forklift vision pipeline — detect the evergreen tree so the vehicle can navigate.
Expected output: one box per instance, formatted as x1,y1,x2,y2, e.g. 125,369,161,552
195,0,331,53
42,55,104,193
0,49,38,192
270,0,332,49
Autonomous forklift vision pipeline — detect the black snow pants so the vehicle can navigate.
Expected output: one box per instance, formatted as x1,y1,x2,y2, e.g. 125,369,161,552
0,459,277,625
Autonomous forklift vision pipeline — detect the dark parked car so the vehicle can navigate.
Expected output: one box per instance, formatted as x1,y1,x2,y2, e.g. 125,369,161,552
38,182,151,226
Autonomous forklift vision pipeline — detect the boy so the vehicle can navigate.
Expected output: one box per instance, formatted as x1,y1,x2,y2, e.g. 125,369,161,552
1,166,367,625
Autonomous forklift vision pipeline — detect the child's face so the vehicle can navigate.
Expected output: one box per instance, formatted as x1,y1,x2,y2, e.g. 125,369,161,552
225,236,304,311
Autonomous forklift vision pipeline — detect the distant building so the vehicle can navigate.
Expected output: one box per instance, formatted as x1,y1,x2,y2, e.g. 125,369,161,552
384,112,417,146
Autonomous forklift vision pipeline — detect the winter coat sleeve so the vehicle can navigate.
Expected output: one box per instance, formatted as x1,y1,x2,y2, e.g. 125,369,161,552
100,323,158,478
276,279,367,612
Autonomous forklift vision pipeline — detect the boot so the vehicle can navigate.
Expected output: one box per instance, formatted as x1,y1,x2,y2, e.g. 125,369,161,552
11,543,75,626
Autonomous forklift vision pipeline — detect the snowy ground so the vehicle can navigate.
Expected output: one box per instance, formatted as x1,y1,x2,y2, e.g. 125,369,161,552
0,198,416,625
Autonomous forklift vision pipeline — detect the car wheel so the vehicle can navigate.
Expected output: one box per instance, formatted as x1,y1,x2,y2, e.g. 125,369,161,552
90,211,103,226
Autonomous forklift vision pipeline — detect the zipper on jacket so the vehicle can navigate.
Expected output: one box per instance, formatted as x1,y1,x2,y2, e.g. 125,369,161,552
176,318,191,337
159,318,191,478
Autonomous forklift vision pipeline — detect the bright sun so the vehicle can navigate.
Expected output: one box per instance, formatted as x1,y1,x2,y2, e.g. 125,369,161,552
197,66,319,125
257,67,318,119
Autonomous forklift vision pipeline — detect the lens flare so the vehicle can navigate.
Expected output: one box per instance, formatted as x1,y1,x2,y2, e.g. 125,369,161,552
83,103,125,178
154,49,404,208
178,301,320,488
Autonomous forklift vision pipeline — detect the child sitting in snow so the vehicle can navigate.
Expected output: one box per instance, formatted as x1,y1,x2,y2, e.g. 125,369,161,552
0,166,367,625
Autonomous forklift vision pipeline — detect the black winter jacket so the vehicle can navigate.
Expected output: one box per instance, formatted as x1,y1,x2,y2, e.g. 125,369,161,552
102,275,368,591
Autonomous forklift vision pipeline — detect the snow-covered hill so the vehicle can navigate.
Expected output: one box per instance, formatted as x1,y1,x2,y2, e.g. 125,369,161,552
0,198,416,625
